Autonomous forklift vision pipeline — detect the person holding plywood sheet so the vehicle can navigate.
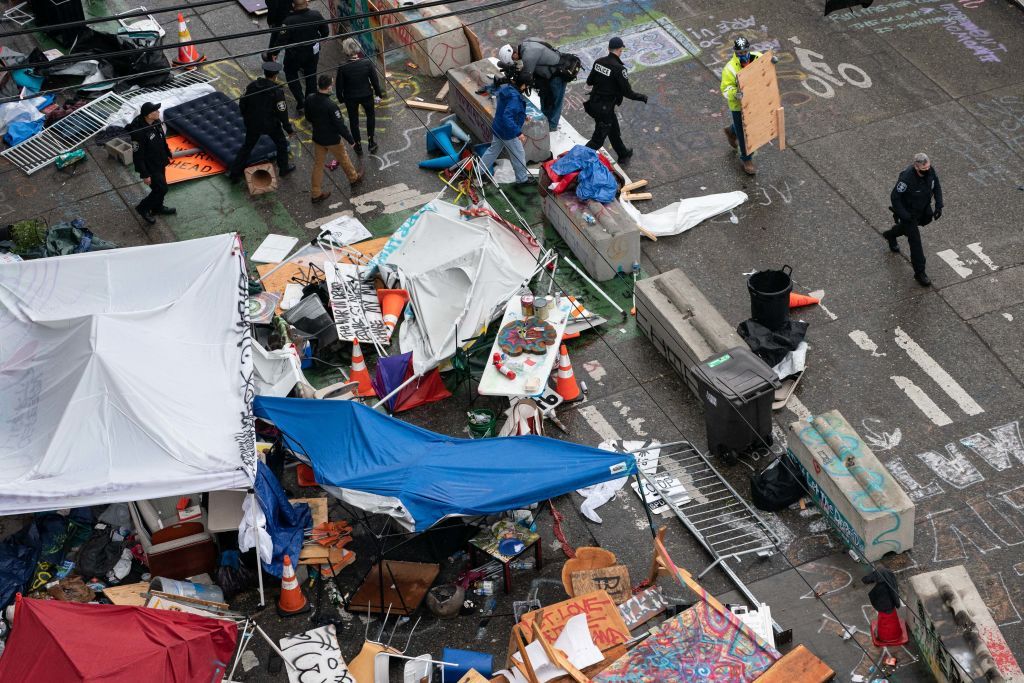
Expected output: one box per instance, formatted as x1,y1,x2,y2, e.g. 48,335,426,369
719,37,779,176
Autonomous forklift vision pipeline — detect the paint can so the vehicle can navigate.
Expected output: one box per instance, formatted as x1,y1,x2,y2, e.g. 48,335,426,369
535,295,554,320
520,294,534,317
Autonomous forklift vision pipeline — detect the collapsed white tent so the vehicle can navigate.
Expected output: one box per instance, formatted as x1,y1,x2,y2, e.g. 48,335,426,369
0,233,256,515
381,200,542,374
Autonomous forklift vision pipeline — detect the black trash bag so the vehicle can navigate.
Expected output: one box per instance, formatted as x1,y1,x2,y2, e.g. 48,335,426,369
76,525,124,581
0,537,39,610
737,318,809,367
216,550,257,601
751,455,805,512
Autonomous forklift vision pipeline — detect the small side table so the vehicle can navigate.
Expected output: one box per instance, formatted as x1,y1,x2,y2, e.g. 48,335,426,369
468,521,543,594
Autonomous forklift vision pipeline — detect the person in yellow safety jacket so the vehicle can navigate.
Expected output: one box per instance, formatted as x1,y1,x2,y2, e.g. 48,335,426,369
720,36,772,176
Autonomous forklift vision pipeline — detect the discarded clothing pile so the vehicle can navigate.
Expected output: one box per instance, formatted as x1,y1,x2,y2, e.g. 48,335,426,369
547,145,617,203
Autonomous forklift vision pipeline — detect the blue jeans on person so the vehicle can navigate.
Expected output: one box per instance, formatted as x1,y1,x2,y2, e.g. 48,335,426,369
481,135,529,182
540,77,565,130
731,109,752,161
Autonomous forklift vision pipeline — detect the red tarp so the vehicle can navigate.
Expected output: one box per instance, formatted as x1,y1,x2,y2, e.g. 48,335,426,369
0,594,238,682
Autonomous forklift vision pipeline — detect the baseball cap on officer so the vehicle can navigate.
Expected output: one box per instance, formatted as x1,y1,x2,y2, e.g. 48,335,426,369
608,36,625,50
498,44,514,65
733,36,750,52
140,101,161,116
263,61,283,75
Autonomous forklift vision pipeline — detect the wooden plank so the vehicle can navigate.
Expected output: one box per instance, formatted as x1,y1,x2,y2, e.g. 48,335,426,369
570,565,632,605
621,192,652,201
406,99,450,112
738,50,781,154
103,581,150,606
620,179,647,193
456,669,490,683
435,82,450,101
755,644,834,682
464,24,483,62
636,224,658,241
618,586,669,630
777,107,786,150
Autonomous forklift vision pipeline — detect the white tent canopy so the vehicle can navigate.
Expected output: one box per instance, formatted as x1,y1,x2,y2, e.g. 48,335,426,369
0,234,256,515
382,200,541,373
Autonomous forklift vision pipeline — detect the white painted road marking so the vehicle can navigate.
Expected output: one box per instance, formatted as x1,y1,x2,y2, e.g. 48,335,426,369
808,289,838,321
848,330,886,357
894,327,984,416
966,242,998,271
578,404,621,442
937,249,973,279
891,375,953,426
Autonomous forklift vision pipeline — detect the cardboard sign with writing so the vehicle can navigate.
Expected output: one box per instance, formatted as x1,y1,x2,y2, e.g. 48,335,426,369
571,565,632,605
619,585,669,630
165,134,226,184
520,590,630,650
322,262,389,345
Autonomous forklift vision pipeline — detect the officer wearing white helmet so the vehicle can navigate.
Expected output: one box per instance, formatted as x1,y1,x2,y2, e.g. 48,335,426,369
497,39,564,130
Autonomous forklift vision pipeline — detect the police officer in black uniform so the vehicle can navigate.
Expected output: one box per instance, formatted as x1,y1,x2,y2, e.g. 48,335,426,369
281,0,328,111
584,36,647,164
884,152,944,287
129,101,174,225
265,0,292,58
230,61,296,182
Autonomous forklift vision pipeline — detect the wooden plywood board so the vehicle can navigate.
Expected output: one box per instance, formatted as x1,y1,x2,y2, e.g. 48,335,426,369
348,560,440,615
570,565,632,605
619,585,669,630
103,581,150,606
290,497,327,527
738,51,783,154
755,644,834,682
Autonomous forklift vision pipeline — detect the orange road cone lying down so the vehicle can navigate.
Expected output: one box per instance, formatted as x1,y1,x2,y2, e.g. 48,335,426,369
555,344,581,401
789,292,820,308
377,288,409,340
277,555,310,617
350,338,376,397
172,13,206,66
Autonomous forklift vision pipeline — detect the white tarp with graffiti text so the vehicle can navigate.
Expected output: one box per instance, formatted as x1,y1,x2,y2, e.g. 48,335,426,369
0,234,254,514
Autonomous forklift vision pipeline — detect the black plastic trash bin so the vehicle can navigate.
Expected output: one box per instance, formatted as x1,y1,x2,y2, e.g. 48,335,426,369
747,265,792,331
690,346,780,462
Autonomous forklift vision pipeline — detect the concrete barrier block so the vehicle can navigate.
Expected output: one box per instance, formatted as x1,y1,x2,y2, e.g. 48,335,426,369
539,187,639,282
786,409,915,561
105,138,133,166
908,565,1024,683
634,268,744,397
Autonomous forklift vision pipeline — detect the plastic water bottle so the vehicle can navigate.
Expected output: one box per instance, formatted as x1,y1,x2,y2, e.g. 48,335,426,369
583,213,596,225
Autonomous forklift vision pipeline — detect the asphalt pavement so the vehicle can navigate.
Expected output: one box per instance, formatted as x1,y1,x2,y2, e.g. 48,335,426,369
4,0,1024,679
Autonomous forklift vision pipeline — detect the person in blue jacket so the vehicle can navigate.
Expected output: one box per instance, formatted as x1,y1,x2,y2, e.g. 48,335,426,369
479,72,533,188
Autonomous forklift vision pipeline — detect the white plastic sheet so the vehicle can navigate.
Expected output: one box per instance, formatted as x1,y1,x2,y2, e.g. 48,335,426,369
621,190,748,237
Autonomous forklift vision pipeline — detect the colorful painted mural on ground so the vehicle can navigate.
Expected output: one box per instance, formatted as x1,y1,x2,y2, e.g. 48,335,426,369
592,601,776,682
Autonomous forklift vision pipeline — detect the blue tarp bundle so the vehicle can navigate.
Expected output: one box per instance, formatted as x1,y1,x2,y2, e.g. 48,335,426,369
252,397,637,531
551,145,618,204
254,461,312,577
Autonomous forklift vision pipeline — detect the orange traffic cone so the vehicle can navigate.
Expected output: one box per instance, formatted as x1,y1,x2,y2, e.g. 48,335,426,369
350,338,376,397
789,292,820,308
554,344,581,401
172,13,206,66
276,555,310,617
377,288,409,340
871,609,908,647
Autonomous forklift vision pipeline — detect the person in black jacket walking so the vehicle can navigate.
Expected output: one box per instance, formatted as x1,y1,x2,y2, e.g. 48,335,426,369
884,152,944,287
306,74,363,203
281,0,328,111
129,101,174,225
336,38,384,155
584,37,647,164
229,61,296,181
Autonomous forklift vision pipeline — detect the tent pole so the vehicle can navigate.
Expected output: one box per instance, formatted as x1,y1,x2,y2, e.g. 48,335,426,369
248,487,265,607
370,371,422,412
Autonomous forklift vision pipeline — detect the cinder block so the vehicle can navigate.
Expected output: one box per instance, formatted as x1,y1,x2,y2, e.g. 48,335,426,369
539,184,639,282
634,268,744,397
907,565,1024,683
244,162,278,196
786,409,915,561
105,138,133,166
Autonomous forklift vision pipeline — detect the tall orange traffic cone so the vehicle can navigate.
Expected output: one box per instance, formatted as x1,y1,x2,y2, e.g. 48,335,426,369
377,288,409,340
350,338,376,397
276,555,310,617
172,13,206,66
789,292,820,308
554,344,580,401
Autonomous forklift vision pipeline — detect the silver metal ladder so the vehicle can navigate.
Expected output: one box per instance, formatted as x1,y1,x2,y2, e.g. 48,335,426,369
638,440,791,642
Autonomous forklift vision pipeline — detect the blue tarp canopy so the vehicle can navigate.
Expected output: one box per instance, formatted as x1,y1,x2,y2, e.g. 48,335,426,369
252,397,637,531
